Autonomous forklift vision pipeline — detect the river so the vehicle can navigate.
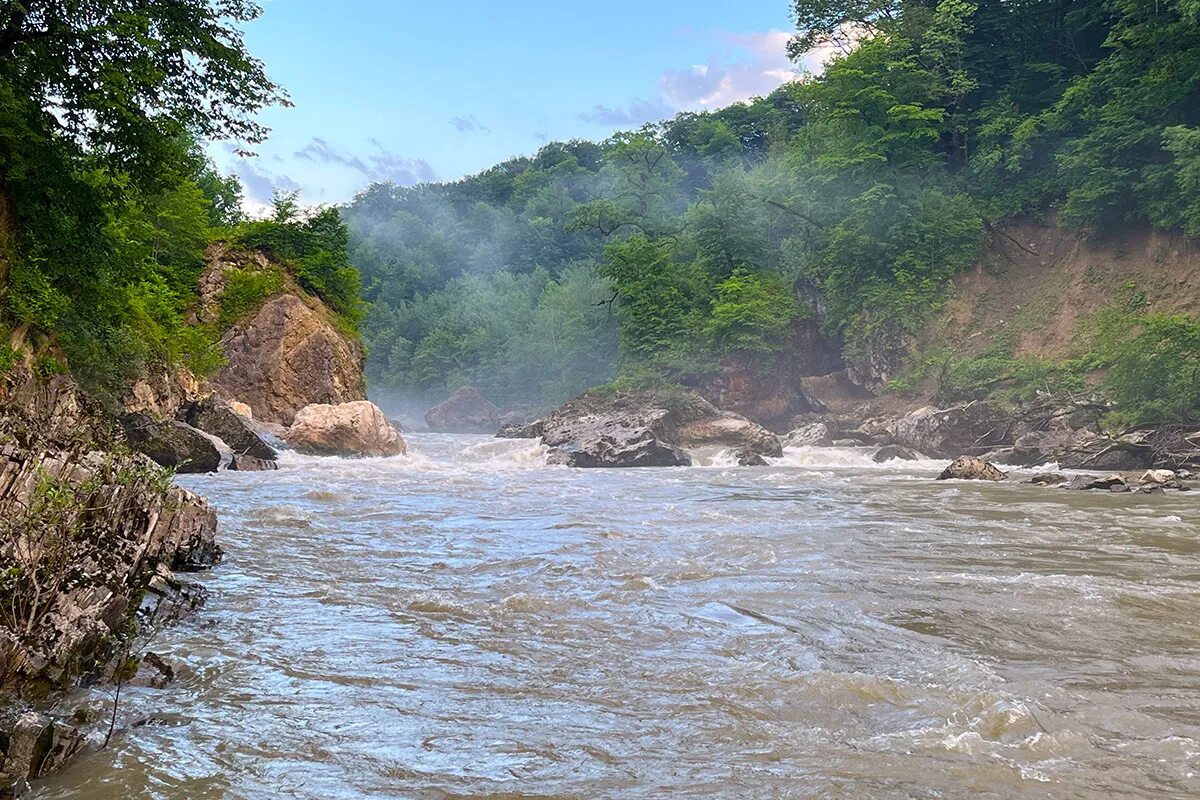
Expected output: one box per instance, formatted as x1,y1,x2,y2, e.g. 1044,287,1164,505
30,435,1200,799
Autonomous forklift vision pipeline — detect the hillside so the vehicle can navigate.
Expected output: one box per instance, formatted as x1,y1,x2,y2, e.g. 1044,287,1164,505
347,0,1200,431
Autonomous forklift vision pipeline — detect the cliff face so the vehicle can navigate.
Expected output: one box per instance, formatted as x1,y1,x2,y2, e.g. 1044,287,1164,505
0,361,220,791
200,246,366,427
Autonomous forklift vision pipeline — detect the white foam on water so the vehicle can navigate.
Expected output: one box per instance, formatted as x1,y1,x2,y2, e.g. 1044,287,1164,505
769,445,946,472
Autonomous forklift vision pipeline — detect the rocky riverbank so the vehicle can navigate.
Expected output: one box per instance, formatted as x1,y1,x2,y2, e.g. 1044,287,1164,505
0,363,220,795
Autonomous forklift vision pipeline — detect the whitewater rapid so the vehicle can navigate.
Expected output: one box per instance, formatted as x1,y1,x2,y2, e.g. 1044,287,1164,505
30,434,1200,800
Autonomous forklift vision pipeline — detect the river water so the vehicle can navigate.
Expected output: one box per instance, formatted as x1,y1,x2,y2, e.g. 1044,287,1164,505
31,435,1200,799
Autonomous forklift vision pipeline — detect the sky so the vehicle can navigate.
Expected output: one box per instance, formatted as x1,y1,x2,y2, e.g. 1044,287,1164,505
211,0,821,211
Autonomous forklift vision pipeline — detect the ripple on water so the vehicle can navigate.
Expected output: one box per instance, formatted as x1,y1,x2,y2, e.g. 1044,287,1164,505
30,436,1200,800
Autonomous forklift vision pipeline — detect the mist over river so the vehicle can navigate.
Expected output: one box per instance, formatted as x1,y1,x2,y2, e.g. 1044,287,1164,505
30,435,1200,799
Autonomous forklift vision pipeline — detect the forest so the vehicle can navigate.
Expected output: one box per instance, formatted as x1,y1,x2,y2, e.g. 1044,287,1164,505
346,0,1200,423
0,0,359,403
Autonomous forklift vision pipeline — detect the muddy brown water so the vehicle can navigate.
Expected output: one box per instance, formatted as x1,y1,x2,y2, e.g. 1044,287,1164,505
30,436,1200,799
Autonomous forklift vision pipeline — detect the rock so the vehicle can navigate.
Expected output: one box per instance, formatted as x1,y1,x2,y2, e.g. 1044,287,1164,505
497,420,544,439
873,444,923,463
284,401,407,457
735,450,769,467
783,422,833,447
831,438,861,448
1009,427,1154,471
552,429,691,468
796,371,874,415
0,414,219,696
179,395,276,461
425,386,500,434
228,400,253,419
672,412,782,459
228,454,278,471
126,652,175,689
211,293,366,426
1067,474,1126,491
1,712,85,786
1141,469,1176,485
118,413,221,473
936,456,1007,481
1028,472,1067,485
889,402,1010,459
539,390,779,468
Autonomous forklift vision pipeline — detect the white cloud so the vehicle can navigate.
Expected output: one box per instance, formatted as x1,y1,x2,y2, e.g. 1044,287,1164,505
579,29,839,128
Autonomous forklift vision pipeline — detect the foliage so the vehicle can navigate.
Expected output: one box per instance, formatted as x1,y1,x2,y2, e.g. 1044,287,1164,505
234,199,362,324
219,267,284,329
0,0,285,401
1095,312,1200,427
705,269,799,354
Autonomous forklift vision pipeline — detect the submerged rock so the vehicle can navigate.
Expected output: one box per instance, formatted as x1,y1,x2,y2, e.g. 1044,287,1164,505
425,386,500,434
284,401,406,457
873,444,923,463
538,390,779,468
936,456,1007,481
1028,472,1068,486
118,413,221,473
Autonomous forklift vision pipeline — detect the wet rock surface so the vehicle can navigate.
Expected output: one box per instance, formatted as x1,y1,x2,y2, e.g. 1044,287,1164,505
937,456,1007,481
179,395,276,462
117,413,221,474
538,390,780,468
284,401,407,457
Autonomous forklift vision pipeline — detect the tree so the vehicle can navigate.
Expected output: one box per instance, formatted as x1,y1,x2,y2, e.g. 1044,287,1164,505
0,0,287,171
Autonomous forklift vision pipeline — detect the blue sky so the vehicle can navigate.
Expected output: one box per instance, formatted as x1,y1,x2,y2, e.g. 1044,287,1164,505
212,0,815,210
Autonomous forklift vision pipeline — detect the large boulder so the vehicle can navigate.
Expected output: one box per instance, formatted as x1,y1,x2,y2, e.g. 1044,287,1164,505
179,395,276,462
539,390,780,468
888,402,1011,459
284,401,407,457
118,413,222,473
937,456,1007,481
211,293,366,426
425,386,500,434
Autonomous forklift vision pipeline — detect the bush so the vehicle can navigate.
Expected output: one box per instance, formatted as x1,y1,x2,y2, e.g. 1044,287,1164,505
219,266,283,328
704,268,799,354
1100,313,1200,427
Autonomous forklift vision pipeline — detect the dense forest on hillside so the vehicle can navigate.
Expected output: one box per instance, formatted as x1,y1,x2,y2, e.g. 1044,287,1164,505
347,0,1200,424
0,1,359,403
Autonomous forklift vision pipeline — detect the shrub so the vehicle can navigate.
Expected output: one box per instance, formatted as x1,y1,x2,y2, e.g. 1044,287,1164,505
219,266,283,328
704,268,799,355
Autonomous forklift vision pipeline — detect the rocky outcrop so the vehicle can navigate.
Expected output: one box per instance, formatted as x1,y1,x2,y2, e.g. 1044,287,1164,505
889,402,1011,459
937,456,1007,481
0,711,85,793
284,401,406,457
179,395,276,462
0,426,220,694
211,293,365,427
497,421,544,439
692,320,845,429
425,387,500,434
117,413,222,474
538,390,780,468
